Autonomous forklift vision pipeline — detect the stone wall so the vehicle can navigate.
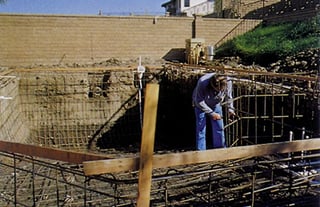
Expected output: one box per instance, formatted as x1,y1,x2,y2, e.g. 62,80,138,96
0,14,260,67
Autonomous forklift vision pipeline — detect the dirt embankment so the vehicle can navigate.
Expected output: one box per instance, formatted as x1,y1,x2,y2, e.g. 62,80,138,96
211,48,319,74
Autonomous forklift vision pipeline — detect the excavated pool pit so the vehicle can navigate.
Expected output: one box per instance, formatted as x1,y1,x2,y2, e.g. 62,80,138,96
14,67,320,151
0,65,319,206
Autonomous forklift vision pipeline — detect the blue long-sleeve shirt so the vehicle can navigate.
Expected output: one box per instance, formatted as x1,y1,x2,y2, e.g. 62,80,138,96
192,73,234,115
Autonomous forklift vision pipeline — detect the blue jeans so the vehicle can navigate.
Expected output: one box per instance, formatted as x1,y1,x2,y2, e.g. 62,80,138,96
194,104,225,150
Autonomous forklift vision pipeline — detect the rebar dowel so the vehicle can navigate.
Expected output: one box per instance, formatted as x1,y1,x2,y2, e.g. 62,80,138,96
288,131,294,158
251,172,256,207
255,80,258,144
165,181,168,207
301,127,305,158
56,163,60,207
301,127,305,139
247,93,250,143
271,81,275,142
84,177,87,207
263,80,267,133
32,158,36,207
113,180,118,206
288,158,294,201
208,172,213,203
14,154,17,207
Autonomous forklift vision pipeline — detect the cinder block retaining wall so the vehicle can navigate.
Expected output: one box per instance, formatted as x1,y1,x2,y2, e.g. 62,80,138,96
0,14,261,67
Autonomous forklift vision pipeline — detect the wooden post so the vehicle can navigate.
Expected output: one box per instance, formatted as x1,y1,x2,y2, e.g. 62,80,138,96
137,83,159,207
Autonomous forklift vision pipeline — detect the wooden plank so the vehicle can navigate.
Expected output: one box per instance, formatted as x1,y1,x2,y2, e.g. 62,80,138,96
83,138,320,175
137,83,159,207
0,140,111,164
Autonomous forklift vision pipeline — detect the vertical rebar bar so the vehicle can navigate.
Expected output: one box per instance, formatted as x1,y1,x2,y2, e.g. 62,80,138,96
263,95,266,132
84,177,87,207
208,172,212,203
32,157,36,207
165,181,168,207
13,154,17,207
239,84,243,146
263,76,267,134
289,131,293,142
271,81,275,142
251,172,256,207
301,127,305,158
247,91,250,143
288,131,294,162
292,91,296,119
254,80,258,144
316,72,320,138
56,163,60,207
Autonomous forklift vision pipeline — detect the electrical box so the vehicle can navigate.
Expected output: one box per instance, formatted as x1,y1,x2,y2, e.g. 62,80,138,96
185,38,205,64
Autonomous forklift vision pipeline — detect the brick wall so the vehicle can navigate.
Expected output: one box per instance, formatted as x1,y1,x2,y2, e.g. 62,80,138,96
0,14,260,67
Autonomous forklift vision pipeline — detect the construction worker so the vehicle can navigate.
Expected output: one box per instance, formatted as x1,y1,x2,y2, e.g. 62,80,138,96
192,73,235,150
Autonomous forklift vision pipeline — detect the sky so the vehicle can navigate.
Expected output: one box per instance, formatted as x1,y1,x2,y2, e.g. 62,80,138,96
0,0,167,16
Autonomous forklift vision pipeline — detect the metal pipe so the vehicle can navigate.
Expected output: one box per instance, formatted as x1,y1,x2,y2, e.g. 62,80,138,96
137,56,145,130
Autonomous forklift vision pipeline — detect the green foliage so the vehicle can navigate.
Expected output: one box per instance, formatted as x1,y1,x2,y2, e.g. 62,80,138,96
216,16,320,65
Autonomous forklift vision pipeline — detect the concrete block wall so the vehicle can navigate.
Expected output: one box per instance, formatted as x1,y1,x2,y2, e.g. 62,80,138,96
240,0,282,17
0,14,260,67
240,0,318,22
0,14,193,67
194,16,261,47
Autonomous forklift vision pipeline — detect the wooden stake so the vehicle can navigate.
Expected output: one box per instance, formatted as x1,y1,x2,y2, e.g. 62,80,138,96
137,83,159,207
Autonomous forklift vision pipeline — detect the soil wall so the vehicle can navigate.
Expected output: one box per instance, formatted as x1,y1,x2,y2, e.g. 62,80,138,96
14,69,144,149
0,71,30,143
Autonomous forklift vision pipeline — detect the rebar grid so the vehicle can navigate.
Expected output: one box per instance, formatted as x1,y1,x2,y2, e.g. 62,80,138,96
223,77,311,146
0,150,319,206
162,64,318,147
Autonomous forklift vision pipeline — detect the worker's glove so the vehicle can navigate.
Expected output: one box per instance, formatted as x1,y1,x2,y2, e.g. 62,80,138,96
211,112,222,120
228,111,239,122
